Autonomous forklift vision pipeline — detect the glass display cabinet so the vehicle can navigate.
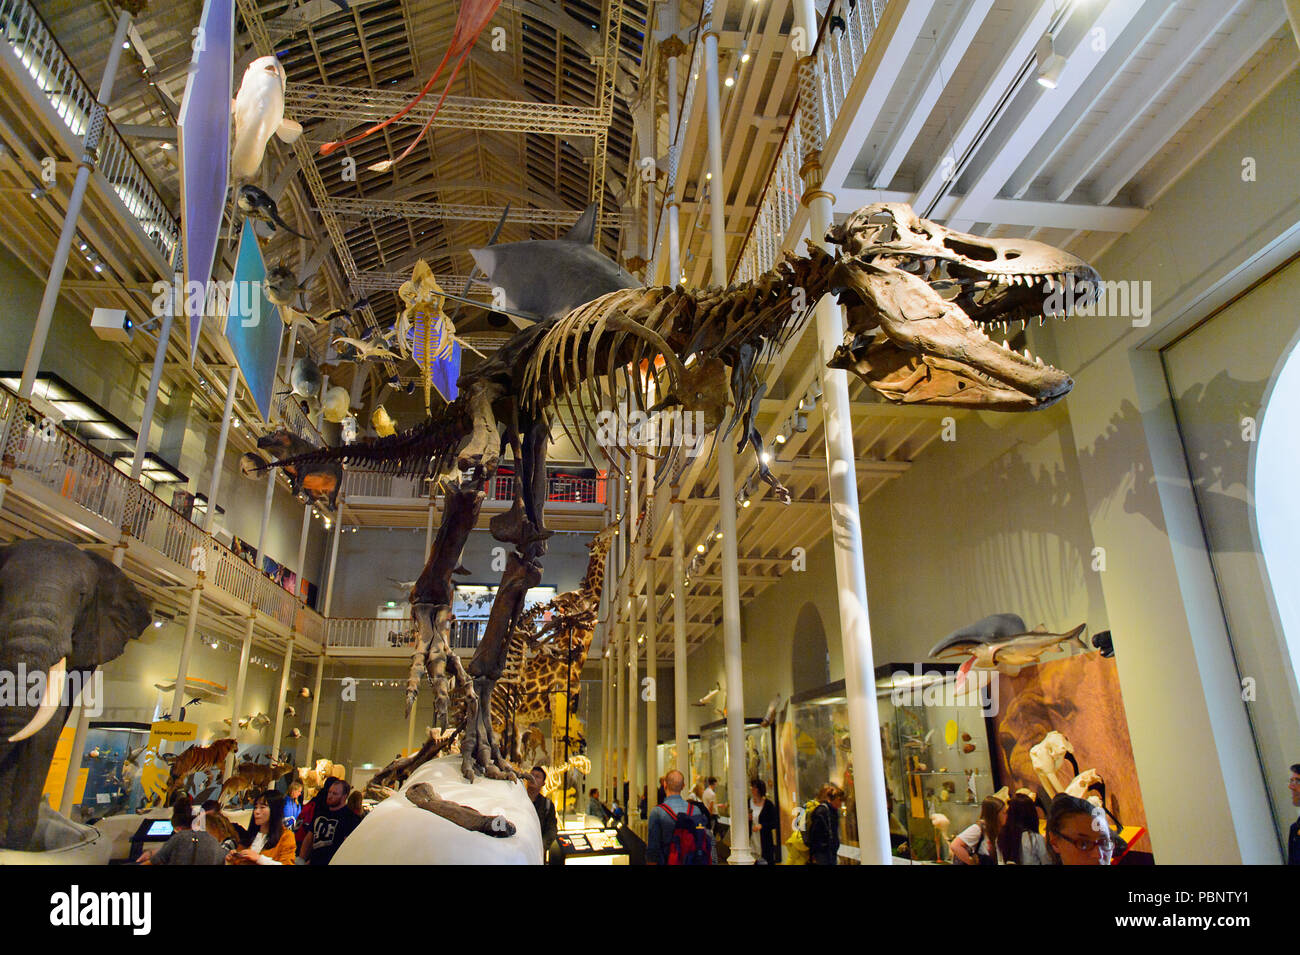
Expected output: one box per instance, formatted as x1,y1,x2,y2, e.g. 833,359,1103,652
876,665,995,863
778,666,996,864
697,718,777,858
72,722,153,822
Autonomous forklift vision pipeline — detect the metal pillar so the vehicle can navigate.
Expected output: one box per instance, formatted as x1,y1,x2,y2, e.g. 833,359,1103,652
295,504,311,586
702,10,728,289
600,636,610,804
57,690,91,816
202,367,240,533
671,482,688,777
716,443,753,864
664,0,682,283
170,581,204,720
20,12,132,397
701,0,752,864
228,613,255,760
613,595,625,810
626,591,638,820
644,555,658,806
793,0,891,865
321,510,343,616
304,652,324,761
270,636,295,752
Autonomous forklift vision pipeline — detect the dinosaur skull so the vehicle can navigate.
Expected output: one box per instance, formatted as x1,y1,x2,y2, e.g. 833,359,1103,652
825,203,1100,410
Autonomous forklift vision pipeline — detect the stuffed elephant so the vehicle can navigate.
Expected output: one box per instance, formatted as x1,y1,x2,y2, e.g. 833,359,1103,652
0,541,151,849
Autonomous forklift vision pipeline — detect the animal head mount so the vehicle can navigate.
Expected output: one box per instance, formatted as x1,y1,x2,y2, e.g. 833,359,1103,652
825,203,1100,410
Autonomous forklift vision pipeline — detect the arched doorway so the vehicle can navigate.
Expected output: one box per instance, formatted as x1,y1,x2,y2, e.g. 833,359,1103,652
791,602,830,694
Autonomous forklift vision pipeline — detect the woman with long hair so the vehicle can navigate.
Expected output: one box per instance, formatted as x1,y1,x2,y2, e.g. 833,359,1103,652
997,793,1052,864
228,790,297,865
950,795,1006,865
200,800,242,852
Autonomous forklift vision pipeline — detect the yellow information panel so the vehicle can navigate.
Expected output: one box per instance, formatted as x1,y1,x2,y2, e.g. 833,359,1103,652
41,725,76,803
139,720,197,802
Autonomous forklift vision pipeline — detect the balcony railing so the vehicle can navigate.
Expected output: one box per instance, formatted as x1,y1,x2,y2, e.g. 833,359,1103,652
733,0,889,282
323,616,486,651
0,384,319,638
345,467,606,505
0,0,179,263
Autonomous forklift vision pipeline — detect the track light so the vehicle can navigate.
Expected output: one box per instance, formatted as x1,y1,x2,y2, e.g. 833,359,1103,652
696,543,706,553
1036,33,1066,89
794,412,808,433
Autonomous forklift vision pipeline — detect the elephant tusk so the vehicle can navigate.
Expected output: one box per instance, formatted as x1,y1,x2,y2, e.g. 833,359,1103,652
8,656,66,743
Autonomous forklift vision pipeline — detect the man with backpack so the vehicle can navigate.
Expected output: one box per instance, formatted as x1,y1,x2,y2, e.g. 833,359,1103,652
647,769,713,865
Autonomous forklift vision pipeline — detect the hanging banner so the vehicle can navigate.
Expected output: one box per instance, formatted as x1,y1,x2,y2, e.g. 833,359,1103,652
177,0,235,359
225,219,283,420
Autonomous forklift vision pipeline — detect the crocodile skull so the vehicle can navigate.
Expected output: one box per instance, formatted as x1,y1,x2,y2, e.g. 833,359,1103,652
825,202,1099,410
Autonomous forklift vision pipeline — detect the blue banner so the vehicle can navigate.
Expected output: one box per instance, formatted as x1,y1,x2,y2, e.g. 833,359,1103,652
177,0,234,358
226,219,282,420
430,339,460,402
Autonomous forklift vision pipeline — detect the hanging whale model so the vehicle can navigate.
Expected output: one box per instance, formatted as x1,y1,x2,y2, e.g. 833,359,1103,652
231,55,303,182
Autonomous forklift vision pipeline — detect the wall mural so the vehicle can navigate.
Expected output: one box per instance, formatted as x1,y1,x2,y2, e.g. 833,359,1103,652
991,652,1151,856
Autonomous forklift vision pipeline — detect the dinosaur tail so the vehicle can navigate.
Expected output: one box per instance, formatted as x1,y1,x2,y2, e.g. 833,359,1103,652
258,398,474,479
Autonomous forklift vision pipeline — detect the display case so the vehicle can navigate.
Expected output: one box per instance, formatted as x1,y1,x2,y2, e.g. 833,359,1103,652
777,667,995,864
655,736,700,783
73,722,153,822
876,666,995,863
778,685,859,862
697,719,776,827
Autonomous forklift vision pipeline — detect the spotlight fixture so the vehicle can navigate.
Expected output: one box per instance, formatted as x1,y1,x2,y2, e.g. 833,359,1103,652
793,412,808,433
705,172,712,180
29,186,46,200
724,76,734,88
809,379,823,400
761,450,772,464
696,543,706,553
1035,32,1066,89
742,498,752,508
714,531,723,540
740,52,750,63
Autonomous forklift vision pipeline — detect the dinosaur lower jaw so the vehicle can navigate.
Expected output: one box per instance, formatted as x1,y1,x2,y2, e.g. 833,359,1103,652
827,261,1072,410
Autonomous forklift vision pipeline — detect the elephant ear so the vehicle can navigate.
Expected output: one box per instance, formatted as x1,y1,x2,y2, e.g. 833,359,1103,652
73,553,153,669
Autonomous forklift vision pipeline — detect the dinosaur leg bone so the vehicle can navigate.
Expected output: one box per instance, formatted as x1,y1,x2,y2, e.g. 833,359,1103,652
405,782,516,837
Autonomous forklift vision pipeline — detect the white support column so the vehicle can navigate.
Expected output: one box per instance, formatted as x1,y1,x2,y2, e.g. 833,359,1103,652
270,636,295,753
613,594,625,809
626,591,638,821
304,652,324,761
202,367,241,533
57,688,92,815
791,0,891,865
672,482,688,777
170,582,204,720
644,556,658,804
600,635,610,802
702,9,728,288
228,613,255,760
716,442,754,864
664,0,682,284
701,0,753,865
20,12,132,397
295,504,311,586
321,511,343,617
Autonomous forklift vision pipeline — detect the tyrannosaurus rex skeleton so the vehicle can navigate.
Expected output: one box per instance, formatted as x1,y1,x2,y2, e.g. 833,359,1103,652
266,203,1099,783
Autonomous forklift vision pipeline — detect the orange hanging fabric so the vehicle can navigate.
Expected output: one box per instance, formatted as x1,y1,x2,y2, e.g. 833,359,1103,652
319,0,503,169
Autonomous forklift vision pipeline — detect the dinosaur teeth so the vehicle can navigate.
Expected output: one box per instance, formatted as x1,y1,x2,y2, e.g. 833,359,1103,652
1002,340,1010,350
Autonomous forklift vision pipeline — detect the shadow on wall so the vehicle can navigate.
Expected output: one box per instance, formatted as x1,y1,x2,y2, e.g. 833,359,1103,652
791,602,829,695
1076,369,1261,547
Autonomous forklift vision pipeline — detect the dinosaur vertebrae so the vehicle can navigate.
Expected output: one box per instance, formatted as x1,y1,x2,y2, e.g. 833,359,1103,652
264,396,474,479
517,248,837,460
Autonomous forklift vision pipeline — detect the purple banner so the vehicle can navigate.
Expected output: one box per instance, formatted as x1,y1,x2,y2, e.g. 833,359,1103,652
177,0,234,358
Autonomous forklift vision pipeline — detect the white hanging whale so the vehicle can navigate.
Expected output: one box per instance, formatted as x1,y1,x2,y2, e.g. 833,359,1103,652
231,55,303,182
